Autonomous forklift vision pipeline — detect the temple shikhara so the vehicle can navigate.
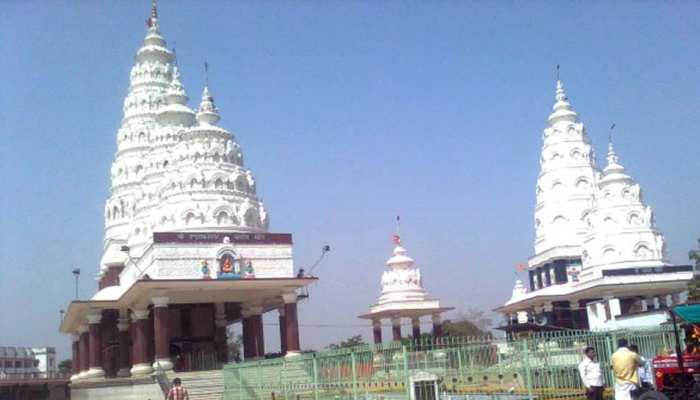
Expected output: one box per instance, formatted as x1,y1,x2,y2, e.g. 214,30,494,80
59,0,314,392
359,235,453,343
496,79,693,335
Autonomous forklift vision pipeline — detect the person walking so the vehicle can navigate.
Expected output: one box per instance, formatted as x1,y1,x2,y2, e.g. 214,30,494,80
166,377,189,400
629,344,653,389
611,339,641,400
578,346,605,400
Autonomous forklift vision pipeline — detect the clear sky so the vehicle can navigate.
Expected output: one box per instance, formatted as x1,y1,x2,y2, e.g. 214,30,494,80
1,1,698,360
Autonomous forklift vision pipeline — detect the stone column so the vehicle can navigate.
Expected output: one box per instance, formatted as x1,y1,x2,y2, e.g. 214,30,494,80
278,306,287,354
78,325,89,378
152,296,173,371
214,303,228,364
283,293,300,357
372,319,382,345
569,301,581,329
86,311,105,379
432,314,443,338
391,317,402,341
411,318,421,340
116,310,131,377
130,309,153,376
70,334,80,381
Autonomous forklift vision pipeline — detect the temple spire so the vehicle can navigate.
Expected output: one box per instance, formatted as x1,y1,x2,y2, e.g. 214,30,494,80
196,63,220,125
548,72,578,125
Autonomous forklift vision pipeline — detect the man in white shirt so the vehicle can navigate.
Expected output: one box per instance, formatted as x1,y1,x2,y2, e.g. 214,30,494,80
579,346,605,400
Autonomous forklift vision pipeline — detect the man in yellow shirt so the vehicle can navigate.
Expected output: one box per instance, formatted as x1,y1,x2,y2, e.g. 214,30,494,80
611,339,641,400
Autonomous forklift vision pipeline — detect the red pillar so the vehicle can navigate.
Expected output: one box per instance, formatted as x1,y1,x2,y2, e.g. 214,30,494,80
79,328,89,376
283,294,300,356
87,311,105,378
116,313,131,377
411,318,421,340
152,297,172,371
279,307,287,354
130,309,153,376
432,314,443,338
215,303,228,364
372,320,382,345
242,316,255,360
71,334,79,378
252,314,265,358
391,318,402,342
242,306,264,359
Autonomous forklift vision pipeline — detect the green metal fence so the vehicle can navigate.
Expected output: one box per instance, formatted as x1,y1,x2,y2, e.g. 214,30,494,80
223,327,679,400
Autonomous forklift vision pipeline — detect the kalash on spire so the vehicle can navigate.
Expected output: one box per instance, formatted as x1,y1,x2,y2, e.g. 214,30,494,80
59,2,316,388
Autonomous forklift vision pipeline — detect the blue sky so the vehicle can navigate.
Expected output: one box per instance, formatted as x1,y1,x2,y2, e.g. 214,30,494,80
1,1,698,360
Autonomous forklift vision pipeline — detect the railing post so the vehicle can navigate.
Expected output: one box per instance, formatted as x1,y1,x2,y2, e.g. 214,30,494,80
521,338,534,400
402,345,410,399
351,352,358,400
312,355,319,400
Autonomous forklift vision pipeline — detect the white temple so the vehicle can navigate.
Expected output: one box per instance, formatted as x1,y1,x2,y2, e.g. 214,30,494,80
60,2,314,394
497,79,693,334
359,238,453,343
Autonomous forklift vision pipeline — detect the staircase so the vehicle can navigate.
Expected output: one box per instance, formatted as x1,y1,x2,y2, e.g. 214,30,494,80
172,369,224,400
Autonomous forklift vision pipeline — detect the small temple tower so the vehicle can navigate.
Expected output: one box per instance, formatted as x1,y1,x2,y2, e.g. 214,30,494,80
359,235,453,343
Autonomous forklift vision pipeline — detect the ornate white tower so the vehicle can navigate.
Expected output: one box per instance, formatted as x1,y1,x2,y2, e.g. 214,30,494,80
581,141,668,272
531,80,600,267
359,237,453,343
99,2,269,274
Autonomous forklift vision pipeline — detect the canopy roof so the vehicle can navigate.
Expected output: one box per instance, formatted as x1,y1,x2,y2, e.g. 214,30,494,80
673,304,700,324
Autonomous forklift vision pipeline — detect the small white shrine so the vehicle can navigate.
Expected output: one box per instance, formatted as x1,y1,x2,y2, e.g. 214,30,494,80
359,236,453,343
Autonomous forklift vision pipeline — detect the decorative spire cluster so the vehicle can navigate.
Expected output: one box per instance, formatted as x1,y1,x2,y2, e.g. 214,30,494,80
101,1,269,273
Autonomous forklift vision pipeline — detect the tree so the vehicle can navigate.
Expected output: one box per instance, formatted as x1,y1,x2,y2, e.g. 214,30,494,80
326,335,367,350
226,328,243,362
688,238,700,303
443,308,492,338
57,359,72,374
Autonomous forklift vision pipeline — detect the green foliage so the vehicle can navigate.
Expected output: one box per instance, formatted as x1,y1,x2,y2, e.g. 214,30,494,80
688,238,700,303
326,334,367,350
443,308,492,337
57,359,72,373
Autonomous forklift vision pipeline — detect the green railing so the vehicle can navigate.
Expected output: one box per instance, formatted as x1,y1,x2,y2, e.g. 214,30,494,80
223,327,679,400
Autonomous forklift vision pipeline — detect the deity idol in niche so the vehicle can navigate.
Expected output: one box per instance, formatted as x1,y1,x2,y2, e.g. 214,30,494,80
201,260,211,279
218,253,240,279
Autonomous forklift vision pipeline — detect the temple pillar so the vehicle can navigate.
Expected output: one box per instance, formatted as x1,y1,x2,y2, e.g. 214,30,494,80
78,325,89,378
432,314,443,338
116,310,131,377
70,334,80,381
86,311,105,379
242,314,255,360
372,319,382,344
152,297,173,371
391,317,401,341
130,309,153,376
411,317,421,340
215,303,228,364
278,306,287,354
283,293,300,357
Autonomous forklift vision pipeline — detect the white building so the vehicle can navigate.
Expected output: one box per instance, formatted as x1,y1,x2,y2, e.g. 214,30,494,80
0,347,57,378
359,237,453,343
59,2,314,393
497,80,693,334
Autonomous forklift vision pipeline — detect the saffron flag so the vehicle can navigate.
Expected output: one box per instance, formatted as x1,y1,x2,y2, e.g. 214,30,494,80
515,263,526,272
392,234,401,245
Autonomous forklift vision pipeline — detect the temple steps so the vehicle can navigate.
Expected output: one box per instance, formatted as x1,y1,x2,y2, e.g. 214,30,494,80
171,369,224,400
